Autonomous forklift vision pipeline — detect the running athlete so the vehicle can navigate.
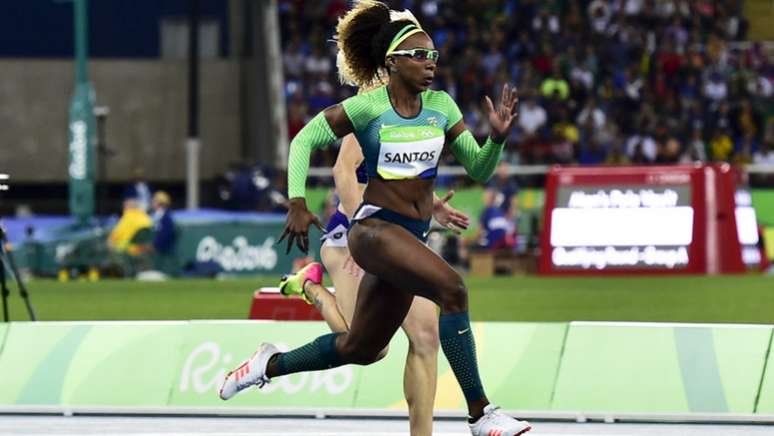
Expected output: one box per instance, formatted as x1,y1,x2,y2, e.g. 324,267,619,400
220,2,529,435
278,133,468,436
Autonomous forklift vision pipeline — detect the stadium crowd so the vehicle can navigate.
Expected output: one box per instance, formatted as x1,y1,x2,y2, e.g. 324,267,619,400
278,0,773,169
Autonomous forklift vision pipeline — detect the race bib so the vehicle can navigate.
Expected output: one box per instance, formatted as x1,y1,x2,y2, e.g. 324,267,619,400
377,125,444,180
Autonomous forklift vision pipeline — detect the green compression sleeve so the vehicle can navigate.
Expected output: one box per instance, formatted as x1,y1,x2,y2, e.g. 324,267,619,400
288,112,337,199
450,130,505,182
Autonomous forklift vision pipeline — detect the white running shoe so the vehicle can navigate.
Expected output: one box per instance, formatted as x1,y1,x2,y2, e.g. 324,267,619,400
218,343,279,400
469,404,532,436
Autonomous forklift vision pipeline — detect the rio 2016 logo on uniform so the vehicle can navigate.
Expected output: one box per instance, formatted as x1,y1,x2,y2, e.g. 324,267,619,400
179,342,354,396
196,236,278,271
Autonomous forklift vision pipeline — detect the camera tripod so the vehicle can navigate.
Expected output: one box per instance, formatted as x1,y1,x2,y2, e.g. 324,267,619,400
0,224,36,322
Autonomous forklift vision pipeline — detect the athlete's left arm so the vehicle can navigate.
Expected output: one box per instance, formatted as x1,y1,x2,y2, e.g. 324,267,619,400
446,120,505,183
446,85,518,183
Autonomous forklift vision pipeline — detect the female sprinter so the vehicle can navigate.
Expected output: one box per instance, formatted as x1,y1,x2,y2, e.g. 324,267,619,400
278,135,468,436
220,2,530,435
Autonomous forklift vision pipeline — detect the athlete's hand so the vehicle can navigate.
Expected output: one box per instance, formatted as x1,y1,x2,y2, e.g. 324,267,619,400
484,84,519,144
278,198,324,254
432,190,470,235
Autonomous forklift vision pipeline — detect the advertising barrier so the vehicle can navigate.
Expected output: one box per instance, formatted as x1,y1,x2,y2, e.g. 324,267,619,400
754,341,774,414
170,322,359,408
1,320,772,416
552,322,773,413
13,212,321,277
171,213,321,276
0,322,186,406
351,322,566,411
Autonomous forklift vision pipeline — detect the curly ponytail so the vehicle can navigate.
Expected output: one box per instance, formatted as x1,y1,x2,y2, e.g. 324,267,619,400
335,1,391,89
335,1,424,90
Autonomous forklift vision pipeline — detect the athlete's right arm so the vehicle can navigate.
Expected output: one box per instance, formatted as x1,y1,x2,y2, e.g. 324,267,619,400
332,134,365,219
287,105,354,199
282,105,354,254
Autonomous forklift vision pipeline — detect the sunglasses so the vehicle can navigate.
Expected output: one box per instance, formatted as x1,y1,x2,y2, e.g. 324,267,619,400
390,48,440,62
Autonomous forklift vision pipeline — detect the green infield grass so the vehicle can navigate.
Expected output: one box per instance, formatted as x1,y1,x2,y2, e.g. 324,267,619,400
2,275,772,324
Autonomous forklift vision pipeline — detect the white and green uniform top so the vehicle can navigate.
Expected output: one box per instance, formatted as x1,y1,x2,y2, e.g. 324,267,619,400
342,85,462,181
286,83,503,200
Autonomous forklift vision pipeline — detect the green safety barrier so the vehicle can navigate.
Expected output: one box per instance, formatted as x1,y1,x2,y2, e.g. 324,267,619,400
0,322,187,406
752,331,774,414
170,321,359,408
347,322,565,410
552,322,773,413
168,321,565,409
0,324,7,353
0,321,564,410
0,320,772,413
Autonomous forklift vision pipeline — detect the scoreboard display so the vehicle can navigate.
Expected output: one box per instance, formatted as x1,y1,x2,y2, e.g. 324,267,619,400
735,189,762,268
550,184,693,270
539,164,757,275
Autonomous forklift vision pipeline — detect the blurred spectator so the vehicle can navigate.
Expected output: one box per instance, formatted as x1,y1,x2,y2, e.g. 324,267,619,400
287,101,307,140
108,199,152,255
605,142,630,165
656,137,682,163
283,36,305,79
754,118,774,166
680,127,709,163
582,118,619,165
276,0,769,168
576,98,605,130
308,81,335,114
704,72,728,102
625,130,657,163
710,128,734,161
588,0,612,34
735,99,761,141
753,140,774,165
733,135,755,165
124,168,151,212
475,189,516,250
552,108,579,162
487,161,519,214
518,96,547,137
304,46,331,77
540,64,570,100
151,191,175,255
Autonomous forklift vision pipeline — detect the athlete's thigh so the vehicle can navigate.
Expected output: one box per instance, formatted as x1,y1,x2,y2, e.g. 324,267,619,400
343,272,414,354
348,219,462,305
320,245,360,325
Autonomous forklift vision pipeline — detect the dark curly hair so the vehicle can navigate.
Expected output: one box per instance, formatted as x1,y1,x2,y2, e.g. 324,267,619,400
336,1,421,89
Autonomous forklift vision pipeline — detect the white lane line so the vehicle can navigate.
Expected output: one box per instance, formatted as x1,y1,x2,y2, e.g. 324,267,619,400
0,434,636,436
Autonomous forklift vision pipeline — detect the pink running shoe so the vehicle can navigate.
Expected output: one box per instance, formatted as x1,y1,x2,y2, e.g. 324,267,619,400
278,262,323,305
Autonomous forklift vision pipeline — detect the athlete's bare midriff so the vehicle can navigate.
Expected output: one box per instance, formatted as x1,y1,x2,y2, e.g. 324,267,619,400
363,177,434,220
